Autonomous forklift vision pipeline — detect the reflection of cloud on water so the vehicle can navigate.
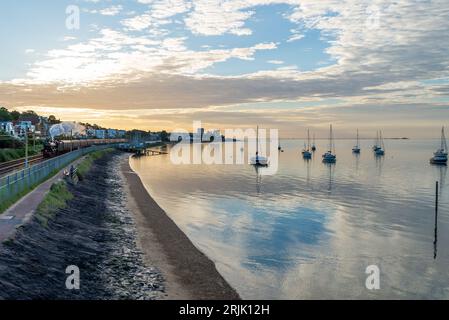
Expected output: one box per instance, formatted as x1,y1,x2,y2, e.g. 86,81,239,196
129,141,449,299
164,192,337,298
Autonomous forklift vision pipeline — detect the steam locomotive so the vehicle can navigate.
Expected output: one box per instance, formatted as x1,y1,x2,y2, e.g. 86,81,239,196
43,139,128,158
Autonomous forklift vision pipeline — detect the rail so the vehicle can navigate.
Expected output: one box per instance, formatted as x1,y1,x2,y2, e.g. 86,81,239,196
0,154,44,176
0,144,117,212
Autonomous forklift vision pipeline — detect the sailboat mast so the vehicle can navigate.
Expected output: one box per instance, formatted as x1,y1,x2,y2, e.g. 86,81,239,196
256,125,259,154
307,129,310,150
442,126,447,151
357,129,359,147
329,125,333,152
380,131,384,149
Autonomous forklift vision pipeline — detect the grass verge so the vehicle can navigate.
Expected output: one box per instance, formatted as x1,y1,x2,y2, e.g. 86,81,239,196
0,145,44,163
76,148,114,180
35,148,114,226
36,181,73,227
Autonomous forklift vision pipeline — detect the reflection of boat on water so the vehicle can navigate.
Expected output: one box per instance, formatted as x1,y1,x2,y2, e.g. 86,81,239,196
352,129,361,154
302,129,312,159
325,162,334,191
250,126,269,166
254,165,263,194
430,127,448,165
375,131,385,156
322,125,336,163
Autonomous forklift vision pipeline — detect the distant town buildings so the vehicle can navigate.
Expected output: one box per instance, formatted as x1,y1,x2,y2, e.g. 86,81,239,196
95,130,106,139
117,130,126,138
15,121,36,137
1,108,131,142
0,116,51,140
0,121,15,136
107,129,117,138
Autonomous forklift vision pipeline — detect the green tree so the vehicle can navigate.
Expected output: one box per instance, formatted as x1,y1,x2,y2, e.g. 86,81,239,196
48,115,61,124
10,111,20,121
161,130,169,141
0,107,12,121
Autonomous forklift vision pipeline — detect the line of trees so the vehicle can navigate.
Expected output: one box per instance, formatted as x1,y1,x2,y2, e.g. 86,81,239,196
0,107,21,121
0,107,62,125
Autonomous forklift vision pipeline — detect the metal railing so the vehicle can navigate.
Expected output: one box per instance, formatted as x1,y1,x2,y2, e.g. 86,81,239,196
0,144,114,209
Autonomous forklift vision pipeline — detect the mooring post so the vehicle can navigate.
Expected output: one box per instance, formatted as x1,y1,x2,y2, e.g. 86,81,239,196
434,181,439,259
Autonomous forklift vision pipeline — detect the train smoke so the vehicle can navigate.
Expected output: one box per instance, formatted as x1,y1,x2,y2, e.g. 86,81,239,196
49,122,86,139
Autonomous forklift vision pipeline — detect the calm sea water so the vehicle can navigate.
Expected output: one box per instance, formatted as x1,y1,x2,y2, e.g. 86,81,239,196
130,139,449,299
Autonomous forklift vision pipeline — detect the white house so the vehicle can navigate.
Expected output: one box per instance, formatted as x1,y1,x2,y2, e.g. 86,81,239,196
107,129,117,138
15,121,35,137
95,130,106,139
0,121,15,136
117,130,126,137
86,129,96,137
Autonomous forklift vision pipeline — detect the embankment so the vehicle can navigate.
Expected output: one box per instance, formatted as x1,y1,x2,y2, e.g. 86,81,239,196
0,151,164,299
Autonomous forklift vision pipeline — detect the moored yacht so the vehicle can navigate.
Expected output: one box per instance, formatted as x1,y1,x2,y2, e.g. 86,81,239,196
311,133,317,152
352,129,361,154
302,129,312,159
372,131,381,151
322,125,337,163
250,126,269,166
375,131,385,156
430,126,448,165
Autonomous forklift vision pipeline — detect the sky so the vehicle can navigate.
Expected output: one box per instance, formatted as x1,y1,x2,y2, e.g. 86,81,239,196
0,0,448,138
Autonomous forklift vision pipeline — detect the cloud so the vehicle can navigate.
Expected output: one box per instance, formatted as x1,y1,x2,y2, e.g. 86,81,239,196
13,25,278,85
86,5,124,16
1,0,449,136
185,0,254,36
99,5,123,16
287,33,304,42
267,60,284,65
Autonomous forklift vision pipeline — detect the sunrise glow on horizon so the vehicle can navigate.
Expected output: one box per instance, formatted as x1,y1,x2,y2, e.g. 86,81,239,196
1,0,448,137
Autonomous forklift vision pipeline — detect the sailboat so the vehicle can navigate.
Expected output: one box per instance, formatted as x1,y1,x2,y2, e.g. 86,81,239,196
372,131,381,151
375,131,385,156
322,125,337,163
302,129,312,159
430,126,448,165
311,133,316,152
278,141,283,152
352,129,361,153
250,126,269,166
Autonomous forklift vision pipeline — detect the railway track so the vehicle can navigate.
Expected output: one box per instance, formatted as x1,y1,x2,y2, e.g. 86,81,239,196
0,154,44,176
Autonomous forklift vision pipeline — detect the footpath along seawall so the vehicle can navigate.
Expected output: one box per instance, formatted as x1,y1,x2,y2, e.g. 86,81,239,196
0,144,117,213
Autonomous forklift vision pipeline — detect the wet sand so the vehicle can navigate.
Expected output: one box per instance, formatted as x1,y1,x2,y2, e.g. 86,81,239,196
122,157,240,300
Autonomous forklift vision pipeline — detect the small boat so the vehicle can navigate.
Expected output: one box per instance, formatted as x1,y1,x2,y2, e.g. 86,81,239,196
311,133,316,152
375,131,385,156
302,129,312,159
278,143,283,152
372,131,381,151
251,126,269,166
430,126,448,165
322,125,337,163
352,129,361,153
